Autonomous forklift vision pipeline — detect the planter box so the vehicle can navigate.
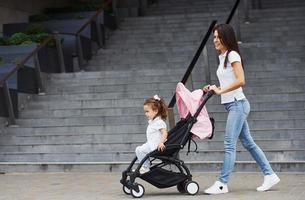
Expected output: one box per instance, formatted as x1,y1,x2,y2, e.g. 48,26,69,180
2,24,66,73
46,11,106,46
2,23,29,38
0,63,38,94
117,0,140,18
38,45,63,73
104,12,118,30
0,44,36,67
0,64,18,118
0,87,18,118
0,44,39,94
41,19,93,69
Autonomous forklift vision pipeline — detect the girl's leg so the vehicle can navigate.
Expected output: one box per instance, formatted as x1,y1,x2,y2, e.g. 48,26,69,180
135,143,151,168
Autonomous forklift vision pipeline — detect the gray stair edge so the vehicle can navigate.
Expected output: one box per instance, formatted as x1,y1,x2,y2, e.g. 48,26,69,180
0,161,304,173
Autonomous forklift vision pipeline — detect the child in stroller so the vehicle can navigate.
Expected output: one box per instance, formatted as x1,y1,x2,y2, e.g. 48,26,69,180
135,95,169,174
120,83,214,198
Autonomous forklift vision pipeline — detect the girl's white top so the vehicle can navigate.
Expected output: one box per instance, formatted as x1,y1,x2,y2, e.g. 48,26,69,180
146,116,167,151
216,50,246,104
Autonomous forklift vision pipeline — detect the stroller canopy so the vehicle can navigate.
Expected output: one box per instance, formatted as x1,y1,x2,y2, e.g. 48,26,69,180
176,82,213,139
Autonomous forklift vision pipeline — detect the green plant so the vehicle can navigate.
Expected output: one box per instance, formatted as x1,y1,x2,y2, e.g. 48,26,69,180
25,24,47,35
8,33,32,45
30,33,50,43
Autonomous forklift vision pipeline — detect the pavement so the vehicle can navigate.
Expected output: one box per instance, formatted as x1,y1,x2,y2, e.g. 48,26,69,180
0,172,304,200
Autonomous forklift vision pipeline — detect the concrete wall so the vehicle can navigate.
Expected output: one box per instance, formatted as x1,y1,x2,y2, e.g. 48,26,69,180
0,0,74,33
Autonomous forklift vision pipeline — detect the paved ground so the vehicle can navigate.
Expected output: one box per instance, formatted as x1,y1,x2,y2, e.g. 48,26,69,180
0,172,304,200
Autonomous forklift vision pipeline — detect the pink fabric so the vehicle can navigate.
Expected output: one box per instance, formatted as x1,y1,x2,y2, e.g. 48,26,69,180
176,82,212,139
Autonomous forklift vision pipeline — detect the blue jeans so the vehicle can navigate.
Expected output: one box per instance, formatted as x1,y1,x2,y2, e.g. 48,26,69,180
219,99,274,184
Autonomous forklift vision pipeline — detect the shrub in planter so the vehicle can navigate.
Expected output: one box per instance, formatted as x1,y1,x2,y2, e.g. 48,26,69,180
8,33,33,45
1,25,64,73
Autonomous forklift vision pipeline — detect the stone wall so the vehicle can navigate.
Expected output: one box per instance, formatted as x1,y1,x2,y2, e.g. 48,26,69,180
0,0,74,33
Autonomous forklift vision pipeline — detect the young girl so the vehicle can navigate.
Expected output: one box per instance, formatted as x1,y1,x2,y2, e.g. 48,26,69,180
135,95,168,174
203,24,280,194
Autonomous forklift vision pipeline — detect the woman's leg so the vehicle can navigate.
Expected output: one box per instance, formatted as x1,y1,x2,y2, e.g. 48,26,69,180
205,100,248,194
219,100,248,184
239,120,274,175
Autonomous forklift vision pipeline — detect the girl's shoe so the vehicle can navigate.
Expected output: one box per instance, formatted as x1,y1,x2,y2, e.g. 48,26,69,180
204,181,228,194
256,173,280,192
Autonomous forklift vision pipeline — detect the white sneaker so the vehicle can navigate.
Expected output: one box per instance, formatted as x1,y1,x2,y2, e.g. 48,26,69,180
204,181,228,195
257,173,280,192
139,166,150,174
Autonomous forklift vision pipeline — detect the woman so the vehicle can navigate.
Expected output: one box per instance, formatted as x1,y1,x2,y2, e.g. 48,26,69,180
203,24,280,194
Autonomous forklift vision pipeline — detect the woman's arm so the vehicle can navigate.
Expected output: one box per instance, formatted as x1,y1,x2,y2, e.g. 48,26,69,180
210,61,245,95
158,128,168,151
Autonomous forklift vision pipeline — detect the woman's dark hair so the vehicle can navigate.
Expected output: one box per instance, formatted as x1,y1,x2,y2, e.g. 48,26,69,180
144,97,168,120
213,24,243,69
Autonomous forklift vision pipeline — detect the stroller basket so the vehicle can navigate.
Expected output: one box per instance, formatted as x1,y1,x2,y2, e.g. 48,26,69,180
141,168,188,188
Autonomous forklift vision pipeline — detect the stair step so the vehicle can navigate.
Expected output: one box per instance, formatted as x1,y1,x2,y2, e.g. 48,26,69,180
0,149,304,162
14,117,305,129
3,127,305,140
19,108,305,121
1,161,304,173
0,137,303,150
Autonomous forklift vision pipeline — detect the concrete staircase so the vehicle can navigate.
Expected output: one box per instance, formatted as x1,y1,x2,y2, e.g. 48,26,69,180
0,0,304,173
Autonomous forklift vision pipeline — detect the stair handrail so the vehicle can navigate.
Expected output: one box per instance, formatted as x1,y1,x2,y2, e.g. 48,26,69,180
0,34,62,126
51,0,116,69
0,0,117,87
226,0,241,24
167,20,217,108
167,0,242,128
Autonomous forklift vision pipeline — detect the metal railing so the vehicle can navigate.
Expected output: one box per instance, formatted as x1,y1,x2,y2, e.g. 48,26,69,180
0,0,116,126
0,35,57,126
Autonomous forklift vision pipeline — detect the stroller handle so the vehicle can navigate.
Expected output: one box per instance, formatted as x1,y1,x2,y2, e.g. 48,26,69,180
203,90,215,97
193,90,214,119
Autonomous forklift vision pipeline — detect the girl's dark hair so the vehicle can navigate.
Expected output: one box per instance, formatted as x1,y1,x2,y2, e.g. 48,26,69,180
144,96,168,120
213,24,243,69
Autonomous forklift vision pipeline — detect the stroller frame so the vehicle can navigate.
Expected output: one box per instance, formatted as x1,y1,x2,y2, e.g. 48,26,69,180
120,91,214,198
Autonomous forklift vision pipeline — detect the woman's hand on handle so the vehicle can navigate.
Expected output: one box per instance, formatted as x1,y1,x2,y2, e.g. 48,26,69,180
209,85,222,95
202,85,211,92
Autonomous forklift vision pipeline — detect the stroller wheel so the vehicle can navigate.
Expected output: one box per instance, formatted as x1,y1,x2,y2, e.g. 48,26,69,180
122,185,131,195
131,184,145,198
185,181,199,195
177,181,186,193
